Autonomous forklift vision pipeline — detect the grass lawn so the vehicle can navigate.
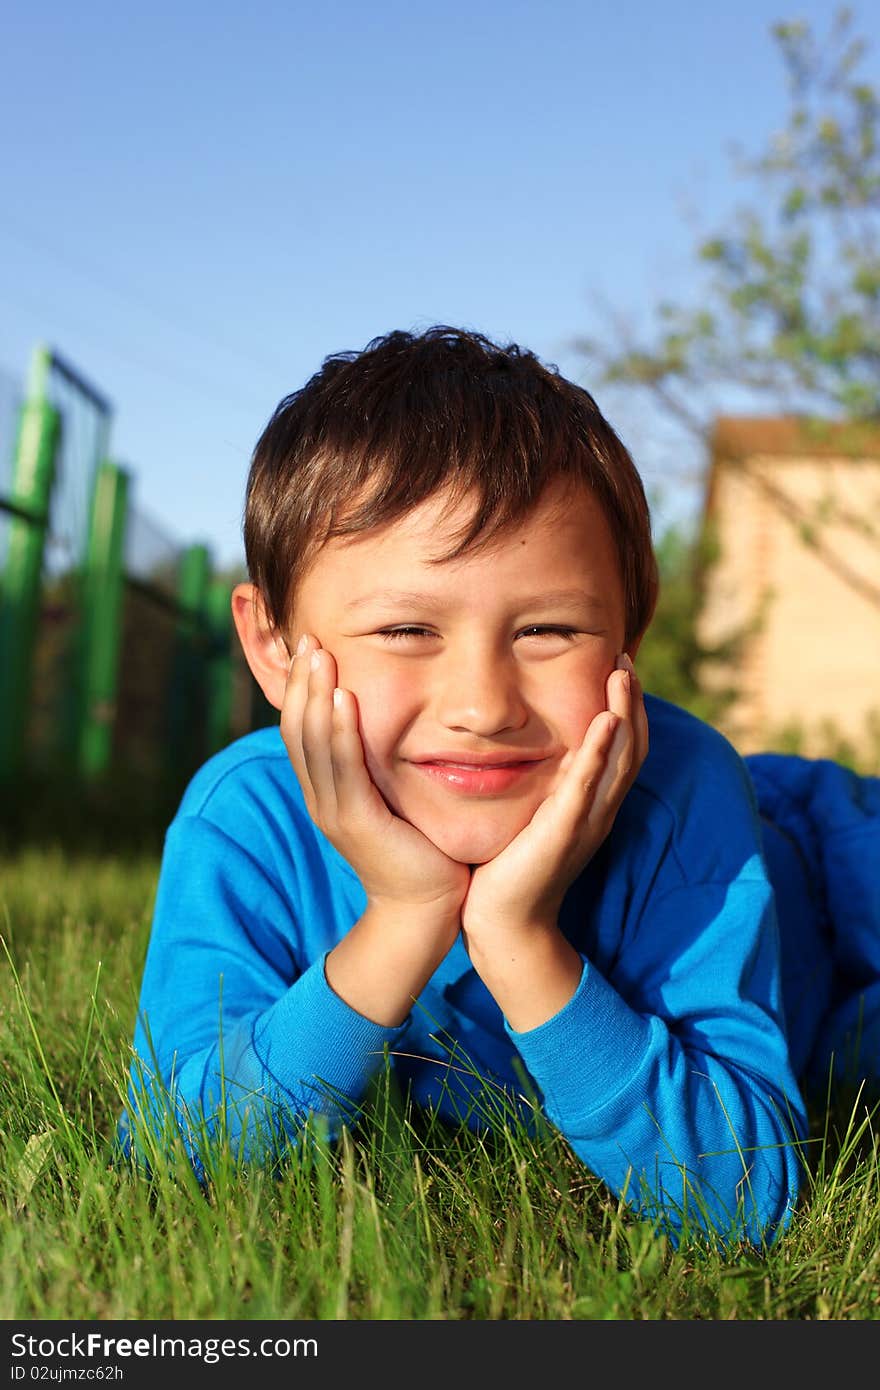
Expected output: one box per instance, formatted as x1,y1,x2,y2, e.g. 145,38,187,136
1,845,878,1321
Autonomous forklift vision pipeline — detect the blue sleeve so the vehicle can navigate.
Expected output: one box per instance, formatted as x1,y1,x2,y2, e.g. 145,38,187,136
123,815,407,1170
507,863,806,1246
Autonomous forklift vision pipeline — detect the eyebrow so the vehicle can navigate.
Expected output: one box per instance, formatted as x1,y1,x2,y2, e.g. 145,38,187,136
342,587,610,612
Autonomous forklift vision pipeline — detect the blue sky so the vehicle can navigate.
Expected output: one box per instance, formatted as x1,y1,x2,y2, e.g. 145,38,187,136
2,1,876,574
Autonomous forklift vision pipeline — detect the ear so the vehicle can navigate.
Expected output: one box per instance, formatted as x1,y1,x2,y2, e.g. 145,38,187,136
231,582,291,712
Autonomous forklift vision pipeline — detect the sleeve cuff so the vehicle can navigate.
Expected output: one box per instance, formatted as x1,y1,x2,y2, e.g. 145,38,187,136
505,959,653,1120
252,952,411,1107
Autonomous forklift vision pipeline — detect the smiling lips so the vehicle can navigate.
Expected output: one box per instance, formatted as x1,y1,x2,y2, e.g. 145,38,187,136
410,755,546,795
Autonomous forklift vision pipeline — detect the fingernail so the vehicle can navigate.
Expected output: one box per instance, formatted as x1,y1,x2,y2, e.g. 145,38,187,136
296,634,308,656
615,652,635,675
309,650,321,671
333,688,343,709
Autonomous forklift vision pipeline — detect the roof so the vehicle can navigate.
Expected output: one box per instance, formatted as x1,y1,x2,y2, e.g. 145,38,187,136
699,415,880,531
710,415,880,461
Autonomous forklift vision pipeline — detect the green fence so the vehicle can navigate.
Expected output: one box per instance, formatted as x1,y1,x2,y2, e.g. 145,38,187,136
0,344,273,820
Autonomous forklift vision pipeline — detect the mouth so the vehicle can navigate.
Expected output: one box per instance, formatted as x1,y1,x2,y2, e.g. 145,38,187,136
409,757,546,795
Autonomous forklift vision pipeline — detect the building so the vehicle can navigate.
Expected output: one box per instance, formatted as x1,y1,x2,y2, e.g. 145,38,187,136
696,416,880,763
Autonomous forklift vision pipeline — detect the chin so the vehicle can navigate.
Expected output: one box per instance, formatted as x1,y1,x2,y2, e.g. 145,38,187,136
421,814,522,866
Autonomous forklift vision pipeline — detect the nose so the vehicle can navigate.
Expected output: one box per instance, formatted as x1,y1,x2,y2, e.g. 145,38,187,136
433,644,529,737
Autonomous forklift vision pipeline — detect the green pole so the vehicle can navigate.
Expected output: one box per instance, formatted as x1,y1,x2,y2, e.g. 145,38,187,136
205,579,233,756
77,462,130,779
0,345,61,783
168,543,210,778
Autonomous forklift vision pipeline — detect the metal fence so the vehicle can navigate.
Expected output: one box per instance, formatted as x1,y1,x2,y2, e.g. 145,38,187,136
0,344,272,807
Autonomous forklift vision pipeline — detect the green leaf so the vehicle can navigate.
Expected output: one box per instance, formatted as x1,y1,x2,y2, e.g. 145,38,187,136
14,1129,56,1211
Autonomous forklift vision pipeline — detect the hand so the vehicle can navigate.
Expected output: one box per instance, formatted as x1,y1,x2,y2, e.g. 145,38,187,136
461,655,649,944
280,634,471,924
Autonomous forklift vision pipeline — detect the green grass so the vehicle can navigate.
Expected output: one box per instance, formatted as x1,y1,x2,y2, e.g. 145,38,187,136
1,847,879,1320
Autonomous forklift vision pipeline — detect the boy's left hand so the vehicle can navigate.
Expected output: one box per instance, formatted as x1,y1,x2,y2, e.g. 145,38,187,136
461,657,648,944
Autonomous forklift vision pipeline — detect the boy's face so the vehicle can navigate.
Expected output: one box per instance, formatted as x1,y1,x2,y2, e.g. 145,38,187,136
289,478,630,865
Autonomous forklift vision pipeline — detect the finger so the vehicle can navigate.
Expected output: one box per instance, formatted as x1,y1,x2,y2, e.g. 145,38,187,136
601,654,645,804
547,709,621,829
607,657,634,722
280,633,319,787
609,654,651,776
600,660,636,790
300,646,340,816
590,714,636,816
631,675,649,770
328,687,389,823
618,656,649,772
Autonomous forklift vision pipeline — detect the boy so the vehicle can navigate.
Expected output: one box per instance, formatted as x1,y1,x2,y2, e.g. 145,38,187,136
123,325,880,1245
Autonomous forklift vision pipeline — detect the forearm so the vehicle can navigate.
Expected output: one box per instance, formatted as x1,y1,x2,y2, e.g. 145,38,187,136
509,962,806,1244
126,952,411,1165
463,917,583,1033
326,902,460,1026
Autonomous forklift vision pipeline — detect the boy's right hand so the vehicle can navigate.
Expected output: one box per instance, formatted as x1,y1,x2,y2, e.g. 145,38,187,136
280,634,471,928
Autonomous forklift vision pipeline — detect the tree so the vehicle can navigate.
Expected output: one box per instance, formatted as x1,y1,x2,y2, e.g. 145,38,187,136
578,9,880,732
580,7,880,435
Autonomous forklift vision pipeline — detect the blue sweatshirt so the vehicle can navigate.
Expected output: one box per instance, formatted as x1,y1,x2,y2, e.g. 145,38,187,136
122,693,880,1244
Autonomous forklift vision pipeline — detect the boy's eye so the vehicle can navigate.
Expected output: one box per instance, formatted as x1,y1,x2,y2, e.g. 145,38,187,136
378,626,436,641
377,625,581,643
516,626,579,641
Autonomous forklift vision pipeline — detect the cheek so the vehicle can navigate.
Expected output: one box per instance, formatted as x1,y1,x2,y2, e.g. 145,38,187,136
341,665,421,773
537,660,610,750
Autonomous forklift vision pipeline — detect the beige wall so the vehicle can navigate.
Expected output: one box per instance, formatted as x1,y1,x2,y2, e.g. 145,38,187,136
697,451,880,757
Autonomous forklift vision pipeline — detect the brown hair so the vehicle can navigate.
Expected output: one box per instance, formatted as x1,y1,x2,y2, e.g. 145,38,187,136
243,325,659,647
